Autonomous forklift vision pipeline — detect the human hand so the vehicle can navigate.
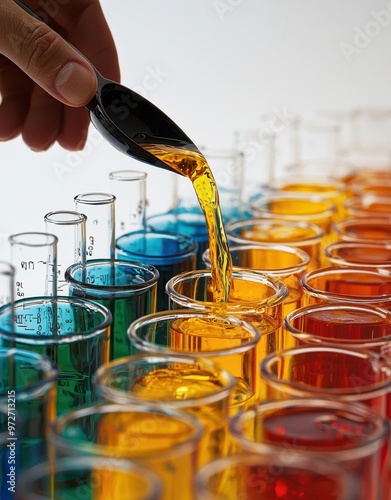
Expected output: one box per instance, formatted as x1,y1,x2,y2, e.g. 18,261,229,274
0,0,120,151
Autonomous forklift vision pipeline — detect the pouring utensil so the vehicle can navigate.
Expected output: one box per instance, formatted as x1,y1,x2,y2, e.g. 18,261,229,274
14,0,200,175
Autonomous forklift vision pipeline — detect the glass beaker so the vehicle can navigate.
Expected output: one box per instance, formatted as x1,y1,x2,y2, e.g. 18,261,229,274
0,347,58,472
17,455,163,500
165,268,288,400
225,217,324,271
65,259,159,360
324,241,391,270
0,296,111,415
249,192,336,249
116,229,198,311
95,353,236,467
127,309,260,415
333,217,391,244
230,398,388,500
284,302,391,356
195,453,359,500
203,243,310,319
49,403,202,500
301,266,391,310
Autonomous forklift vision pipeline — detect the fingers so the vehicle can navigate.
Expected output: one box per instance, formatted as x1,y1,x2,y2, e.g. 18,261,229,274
0,0,120,151
22,85,63,150
0,56,32,140
0,0,97,107
57,106,90,151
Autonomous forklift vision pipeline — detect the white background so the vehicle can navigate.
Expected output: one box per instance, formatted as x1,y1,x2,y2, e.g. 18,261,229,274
1,0,391,254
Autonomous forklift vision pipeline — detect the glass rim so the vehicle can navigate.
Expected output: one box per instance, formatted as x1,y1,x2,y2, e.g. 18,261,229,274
0,347,58,401
249,193,337,220
225,217,325,246
49,402,203,461
230,397,390,462
127,309,261,356
334,217,391,236
324,241,391,269
18,455,163,500
165,268,289,311
95,353,237,408
116,229,199,260
8,232,58,248
74,192,116,205
202,243,310,277
109,170,148,181
195,452,359,500
44,210,87,226
301,266,391,303
0,296,112,344
65,259,160,292
284,302,391,347
344,194,391,208
268,174,347,195
261,344,391,400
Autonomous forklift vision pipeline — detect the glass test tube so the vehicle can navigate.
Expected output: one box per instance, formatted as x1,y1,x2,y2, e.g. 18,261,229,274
44,211,86,295
74,192,116,261
109,170,147,237
9,232,57,299
0,261,14,307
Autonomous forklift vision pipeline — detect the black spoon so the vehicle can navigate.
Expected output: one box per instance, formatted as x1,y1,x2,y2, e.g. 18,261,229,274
14,0,200,175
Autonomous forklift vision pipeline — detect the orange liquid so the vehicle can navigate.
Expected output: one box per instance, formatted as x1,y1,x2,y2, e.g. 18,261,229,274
141,143,232,302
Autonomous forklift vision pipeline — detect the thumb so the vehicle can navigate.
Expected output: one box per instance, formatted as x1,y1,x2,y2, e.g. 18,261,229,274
0,1,97,107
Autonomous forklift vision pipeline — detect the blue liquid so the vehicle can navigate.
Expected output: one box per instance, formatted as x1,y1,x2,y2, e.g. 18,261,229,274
67,260,159,361
147,209,209,269
116,230,198,311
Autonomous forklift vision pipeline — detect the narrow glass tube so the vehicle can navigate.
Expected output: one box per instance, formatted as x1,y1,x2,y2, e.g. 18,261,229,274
9,232,57,299
44,211,86,295
74,192,116,261
109,170,147,237
0,261,14,307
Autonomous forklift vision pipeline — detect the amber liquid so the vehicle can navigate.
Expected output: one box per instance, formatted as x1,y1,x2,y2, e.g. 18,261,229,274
338,220,391,242
96,410,197,500
130,366,231,466
236,223,322,271
141,143,232,301
169,317,256,414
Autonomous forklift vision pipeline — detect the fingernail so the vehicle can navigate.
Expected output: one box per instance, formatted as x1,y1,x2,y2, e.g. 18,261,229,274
55,62,97,106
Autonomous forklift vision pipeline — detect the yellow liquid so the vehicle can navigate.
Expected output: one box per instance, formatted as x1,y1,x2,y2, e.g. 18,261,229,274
141,143,232,302
96,410,197,500
169,317,256,414
131,367,231,466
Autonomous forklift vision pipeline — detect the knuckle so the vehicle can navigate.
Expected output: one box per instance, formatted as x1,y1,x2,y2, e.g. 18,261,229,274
24,24,60,74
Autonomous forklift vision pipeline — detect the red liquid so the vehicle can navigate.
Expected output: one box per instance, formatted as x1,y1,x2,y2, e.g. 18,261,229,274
289,307,391,345
249,408,387,500
265,349,391,417
303,270,391,309
240,464,354,500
